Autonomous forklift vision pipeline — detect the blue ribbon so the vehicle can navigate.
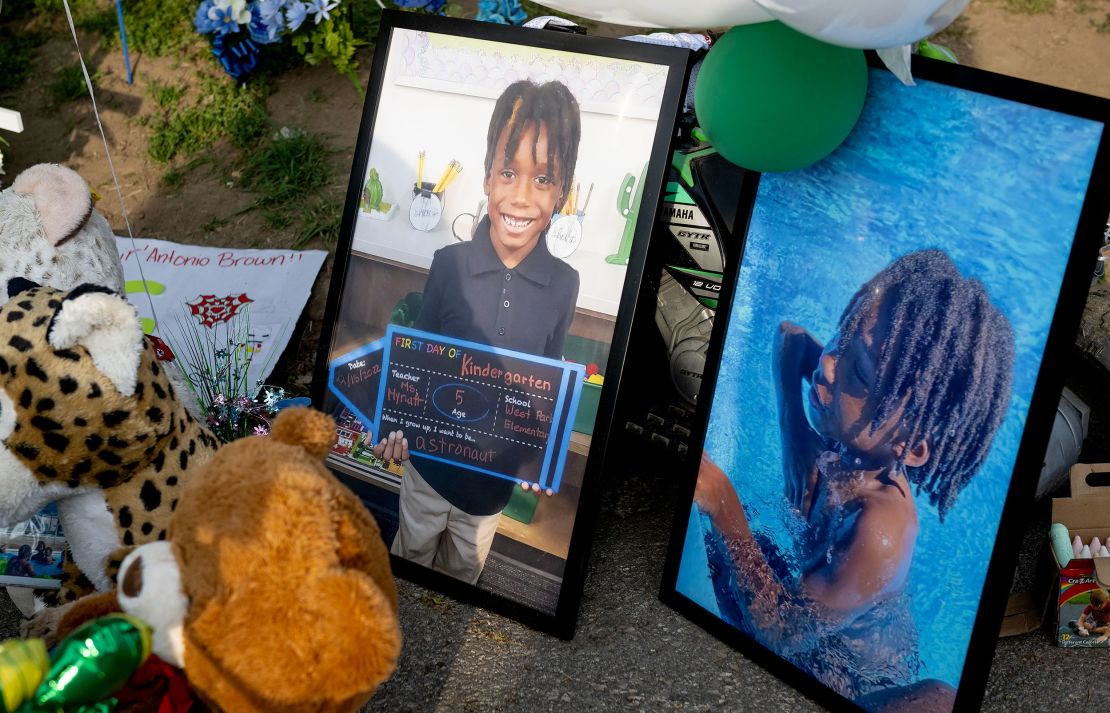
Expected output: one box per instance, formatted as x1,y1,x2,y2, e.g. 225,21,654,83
211,33,261,81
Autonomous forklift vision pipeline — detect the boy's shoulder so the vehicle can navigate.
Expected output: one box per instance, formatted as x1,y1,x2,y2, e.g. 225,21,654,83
427,240,473,276
853,484,918,544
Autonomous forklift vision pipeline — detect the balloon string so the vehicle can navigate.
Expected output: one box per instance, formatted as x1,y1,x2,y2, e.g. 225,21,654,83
60,0,160,330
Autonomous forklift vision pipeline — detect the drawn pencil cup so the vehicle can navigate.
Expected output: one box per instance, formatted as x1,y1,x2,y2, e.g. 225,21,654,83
409,181,445,232
545,213,583,259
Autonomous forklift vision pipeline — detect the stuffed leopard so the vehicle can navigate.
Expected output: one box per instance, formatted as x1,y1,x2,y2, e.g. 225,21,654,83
0,279,219,618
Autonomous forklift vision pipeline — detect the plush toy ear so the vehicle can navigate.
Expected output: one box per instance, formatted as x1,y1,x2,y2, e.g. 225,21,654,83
11,164,94,246
7,277,40,298
47,285,144,396
117,542,188,668
269,407,337,460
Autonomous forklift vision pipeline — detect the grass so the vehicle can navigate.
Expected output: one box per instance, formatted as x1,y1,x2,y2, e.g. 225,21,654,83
202,216,228,233
1001,0,1055,13
262,210,293,230
1094,12,1110,32
0,29,42,95
142,75,339,250
238,129,332,207
234,127,341,248
34,0,199,56
49,65,104,104
148,79,187,109
146,76,270,163
292,197,343,249
160,156,210,189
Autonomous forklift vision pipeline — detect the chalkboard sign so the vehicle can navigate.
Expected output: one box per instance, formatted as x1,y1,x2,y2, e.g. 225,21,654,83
328,337,385,436
375,326,582,491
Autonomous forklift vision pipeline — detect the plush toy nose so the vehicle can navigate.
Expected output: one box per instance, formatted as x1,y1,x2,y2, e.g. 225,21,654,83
121,554,144,597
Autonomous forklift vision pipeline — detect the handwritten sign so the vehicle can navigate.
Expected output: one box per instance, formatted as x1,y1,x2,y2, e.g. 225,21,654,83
116,237,326,392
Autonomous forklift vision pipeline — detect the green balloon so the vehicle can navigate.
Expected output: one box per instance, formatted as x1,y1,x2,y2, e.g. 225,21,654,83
695,21,868,173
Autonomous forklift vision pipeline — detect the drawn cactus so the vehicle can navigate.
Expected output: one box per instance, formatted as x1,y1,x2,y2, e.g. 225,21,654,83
606,162,647,265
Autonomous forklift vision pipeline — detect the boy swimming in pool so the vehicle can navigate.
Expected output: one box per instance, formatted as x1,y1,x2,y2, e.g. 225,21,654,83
695,249,1015,698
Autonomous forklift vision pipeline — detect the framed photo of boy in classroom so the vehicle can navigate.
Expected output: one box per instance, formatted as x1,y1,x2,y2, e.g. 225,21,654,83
311,10,688,636
660,56,1110,711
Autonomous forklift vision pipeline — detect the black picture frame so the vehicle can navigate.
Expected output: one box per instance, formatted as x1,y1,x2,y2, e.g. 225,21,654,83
311,10,689,638
660,53,1110,711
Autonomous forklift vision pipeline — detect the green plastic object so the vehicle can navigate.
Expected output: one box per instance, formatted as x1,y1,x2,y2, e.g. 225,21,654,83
917,40,958,63
694,21,868,173
390,292,424,327
572,382,602,435
503,485,539,524
362,168,384,212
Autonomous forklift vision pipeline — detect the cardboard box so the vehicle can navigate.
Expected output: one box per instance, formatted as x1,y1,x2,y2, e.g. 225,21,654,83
1051,463,1110,647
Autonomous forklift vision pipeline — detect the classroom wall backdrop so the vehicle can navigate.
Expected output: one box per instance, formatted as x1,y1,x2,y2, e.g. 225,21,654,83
351,28,672,317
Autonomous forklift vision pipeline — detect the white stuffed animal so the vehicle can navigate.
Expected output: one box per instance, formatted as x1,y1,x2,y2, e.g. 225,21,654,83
0,163,201,421
0,164,124,292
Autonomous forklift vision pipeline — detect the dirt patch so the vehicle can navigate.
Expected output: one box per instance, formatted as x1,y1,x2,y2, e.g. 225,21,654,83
937,0,1110,98
1,2,1107,389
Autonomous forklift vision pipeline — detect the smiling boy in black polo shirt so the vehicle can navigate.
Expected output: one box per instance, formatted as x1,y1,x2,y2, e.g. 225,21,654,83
376,79,582,584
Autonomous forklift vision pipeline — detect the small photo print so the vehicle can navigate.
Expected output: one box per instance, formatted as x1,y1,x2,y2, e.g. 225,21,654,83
0,503,67,589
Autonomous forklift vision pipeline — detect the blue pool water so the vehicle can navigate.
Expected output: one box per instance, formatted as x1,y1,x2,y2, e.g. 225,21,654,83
675,69,1104,697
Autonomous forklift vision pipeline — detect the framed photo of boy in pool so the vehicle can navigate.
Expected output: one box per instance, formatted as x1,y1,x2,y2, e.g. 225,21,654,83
660,55,1110,712
310,10,689,636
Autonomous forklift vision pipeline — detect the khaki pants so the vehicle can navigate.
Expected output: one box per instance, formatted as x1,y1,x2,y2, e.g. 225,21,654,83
391,465,501,585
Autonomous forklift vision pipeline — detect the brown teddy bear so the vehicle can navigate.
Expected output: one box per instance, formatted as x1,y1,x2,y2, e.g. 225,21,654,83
58,407,402,712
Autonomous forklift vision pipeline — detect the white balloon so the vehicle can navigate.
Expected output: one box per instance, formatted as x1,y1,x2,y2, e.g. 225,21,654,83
529,1,772,29
752,0,969,49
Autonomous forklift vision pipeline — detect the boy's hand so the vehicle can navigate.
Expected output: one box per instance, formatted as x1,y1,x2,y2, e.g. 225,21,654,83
373,430,410,463
774,322,824,511
521,482,555,497
693,452,749,538
775,322,823,379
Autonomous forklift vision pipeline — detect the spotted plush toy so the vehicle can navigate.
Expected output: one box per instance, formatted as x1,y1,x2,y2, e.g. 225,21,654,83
0,279,219,619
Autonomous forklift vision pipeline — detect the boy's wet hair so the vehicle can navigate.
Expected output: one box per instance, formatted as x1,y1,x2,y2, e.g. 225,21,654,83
836,249,1014,519
485,80,581,211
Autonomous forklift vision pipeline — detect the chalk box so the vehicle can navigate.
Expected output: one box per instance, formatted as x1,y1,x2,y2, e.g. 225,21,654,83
1051,463,1110,647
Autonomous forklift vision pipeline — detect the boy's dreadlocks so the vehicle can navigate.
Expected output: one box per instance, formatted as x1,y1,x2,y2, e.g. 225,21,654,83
835,250,1014,520
485,80,581,212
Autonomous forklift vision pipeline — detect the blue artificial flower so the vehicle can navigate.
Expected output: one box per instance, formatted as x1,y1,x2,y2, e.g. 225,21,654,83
476,0,526,24
306,0,339,24
256,0,285,20
249,1,285,43
208,0,251,35
285,1,308,31
393,0,446,13
194,0,223,34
